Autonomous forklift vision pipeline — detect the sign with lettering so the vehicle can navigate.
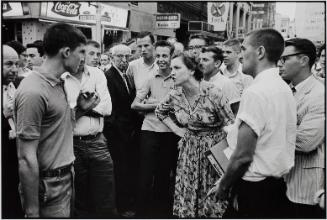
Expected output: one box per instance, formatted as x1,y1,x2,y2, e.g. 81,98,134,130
100,4,128,28
155,13,180,29
42,2,96,23
51,2,81,17
2,2,23,17
208,2,229,31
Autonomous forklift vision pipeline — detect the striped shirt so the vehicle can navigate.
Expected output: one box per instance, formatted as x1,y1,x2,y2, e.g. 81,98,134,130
284,75,325,205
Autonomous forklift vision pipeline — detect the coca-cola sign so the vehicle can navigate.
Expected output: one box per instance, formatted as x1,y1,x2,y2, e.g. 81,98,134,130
51,2,81,17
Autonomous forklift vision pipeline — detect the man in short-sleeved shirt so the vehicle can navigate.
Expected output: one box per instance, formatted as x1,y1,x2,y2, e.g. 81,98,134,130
131,41,179,218
215,29,297,218
14,23,97,218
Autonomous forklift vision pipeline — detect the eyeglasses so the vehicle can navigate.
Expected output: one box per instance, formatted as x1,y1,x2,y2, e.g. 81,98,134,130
279,52,303,64
188,45,205,51
114,54,131,60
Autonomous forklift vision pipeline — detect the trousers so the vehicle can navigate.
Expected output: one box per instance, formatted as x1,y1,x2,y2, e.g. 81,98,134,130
73,133,117,218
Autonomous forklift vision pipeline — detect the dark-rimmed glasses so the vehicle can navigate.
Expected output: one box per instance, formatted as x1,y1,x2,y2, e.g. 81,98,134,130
279,52,304,64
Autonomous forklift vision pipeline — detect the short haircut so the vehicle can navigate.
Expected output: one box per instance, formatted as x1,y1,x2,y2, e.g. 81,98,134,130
125,38,136,46
318,43,325,58
223,39,242,53
154,40,175,56
43,23,86,57
188,34,210,46
246,28,284,63
27,40,44,57
111,44,131,55
285,38,317,68
6,40,26,55
172,53,203,81
86,40,100,48
201,46,224,62
137,31,155,44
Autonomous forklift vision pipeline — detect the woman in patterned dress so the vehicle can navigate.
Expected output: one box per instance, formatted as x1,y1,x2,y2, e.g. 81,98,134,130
155,53,234,218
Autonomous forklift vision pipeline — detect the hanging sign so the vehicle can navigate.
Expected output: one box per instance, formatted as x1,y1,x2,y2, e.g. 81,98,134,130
155,13,180,29
2,2,23,17
208,2,230,31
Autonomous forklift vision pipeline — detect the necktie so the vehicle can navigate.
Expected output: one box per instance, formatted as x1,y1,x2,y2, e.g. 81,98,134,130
123,73,131,94
291,86,296,95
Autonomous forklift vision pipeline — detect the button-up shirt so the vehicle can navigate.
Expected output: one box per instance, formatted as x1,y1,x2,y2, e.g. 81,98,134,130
137,71,174,132
62,65,112,136
3,82,16,119
226,68,297,181
209,70,241,104
221,64,253,96
126,57,158,92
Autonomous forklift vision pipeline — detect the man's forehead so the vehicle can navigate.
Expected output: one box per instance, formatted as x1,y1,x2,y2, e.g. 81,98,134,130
4,57,19,62
115,48,131,54
199,51,214,59
137,36,152,45
282,46,297,55
26,47,38,53
3,45,19,59
85,44,100,52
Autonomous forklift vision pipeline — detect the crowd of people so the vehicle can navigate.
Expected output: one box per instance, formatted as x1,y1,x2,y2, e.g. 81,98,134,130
2,22,326,219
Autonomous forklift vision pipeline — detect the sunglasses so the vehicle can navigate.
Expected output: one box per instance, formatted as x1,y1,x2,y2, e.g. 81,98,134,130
279,52,304,64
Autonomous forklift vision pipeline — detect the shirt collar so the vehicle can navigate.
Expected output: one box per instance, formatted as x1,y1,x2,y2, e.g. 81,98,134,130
209,70,224,82
222,63,242,78
155,69,172,80
294,74,313,92
112,64,125,77
252,67,279,84
34,70,62,87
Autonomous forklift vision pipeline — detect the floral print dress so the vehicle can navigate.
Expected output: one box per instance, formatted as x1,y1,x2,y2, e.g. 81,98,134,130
156,81,234,218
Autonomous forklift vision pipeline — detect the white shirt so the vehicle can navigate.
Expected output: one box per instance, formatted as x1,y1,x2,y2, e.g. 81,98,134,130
221,63,253,96
209,71,241,104
62,65,112,136
126,57,158,92
226,68,297,181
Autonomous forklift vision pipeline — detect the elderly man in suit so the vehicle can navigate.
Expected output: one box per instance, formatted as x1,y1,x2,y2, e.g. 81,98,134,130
103,44,139,217
279,38,325,218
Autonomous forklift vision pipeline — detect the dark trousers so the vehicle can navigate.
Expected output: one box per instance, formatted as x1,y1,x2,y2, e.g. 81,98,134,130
73,133,116,218
225,177,290,218
136,131,179,218
105,126,139,213
2,138,24,218
287,200,325,218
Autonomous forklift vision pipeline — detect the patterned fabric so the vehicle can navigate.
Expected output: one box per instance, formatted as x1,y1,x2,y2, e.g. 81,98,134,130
284,75,325,205
156,81,234,218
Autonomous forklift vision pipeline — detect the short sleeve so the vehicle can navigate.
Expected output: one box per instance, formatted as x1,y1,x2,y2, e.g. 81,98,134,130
236,90,266,136
15,90,47,140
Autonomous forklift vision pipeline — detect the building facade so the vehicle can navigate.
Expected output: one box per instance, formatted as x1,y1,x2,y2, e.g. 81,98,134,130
294,2,325,44
251,2,276,30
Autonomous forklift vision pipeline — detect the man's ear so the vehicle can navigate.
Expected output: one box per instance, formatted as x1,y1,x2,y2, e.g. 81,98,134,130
60,47,71,59
214,60,222,69
300,55,310,67
257,46,265,60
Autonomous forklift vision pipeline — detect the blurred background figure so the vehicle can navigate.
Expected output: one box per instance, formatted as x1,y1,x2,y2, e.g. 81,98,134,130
126,39,141,62
187,34,209,63
26,40,44,70
6,40,30,80
100,53,112,72
85,40,101,68
173,42,184,57
312,43,325,79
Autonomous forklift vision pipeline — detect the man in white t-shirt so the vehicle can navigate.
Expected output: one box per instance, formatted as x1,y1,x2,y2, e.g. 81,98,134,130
214,29,297,218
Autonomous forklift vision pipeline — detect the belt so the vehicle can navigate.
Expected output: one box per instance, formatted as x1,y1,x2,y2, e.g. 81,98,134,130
74,132,101,141
40,163,73,178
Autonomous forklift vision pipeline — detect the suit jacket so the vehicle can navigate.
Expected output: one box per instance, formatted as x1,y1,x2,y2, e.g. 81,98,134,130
285,75,325,205
103,66,138,142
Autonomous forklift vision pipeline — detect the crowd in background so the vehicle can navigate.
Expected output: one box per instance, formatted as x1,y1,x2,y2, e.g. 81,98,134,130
2,22,326,219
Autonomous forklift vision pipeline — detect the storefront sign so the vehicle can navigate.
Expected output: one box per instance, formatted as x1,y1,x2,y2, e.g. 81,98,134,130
2,2,23,17
100,4,128,28
155,13,180,29
208,2,229,31
42,2,96,23
51,2,81,17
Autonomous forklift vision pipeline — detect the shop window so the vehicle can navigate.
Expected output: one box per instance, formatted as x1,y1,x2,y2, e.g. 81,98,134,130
103,30,123,51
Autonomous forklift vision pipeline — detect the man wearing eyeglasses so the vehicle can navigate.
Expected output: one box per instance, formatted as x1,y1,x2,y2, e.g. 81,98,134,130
103,44,139,218
187,34,209,63
278,38,325,218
